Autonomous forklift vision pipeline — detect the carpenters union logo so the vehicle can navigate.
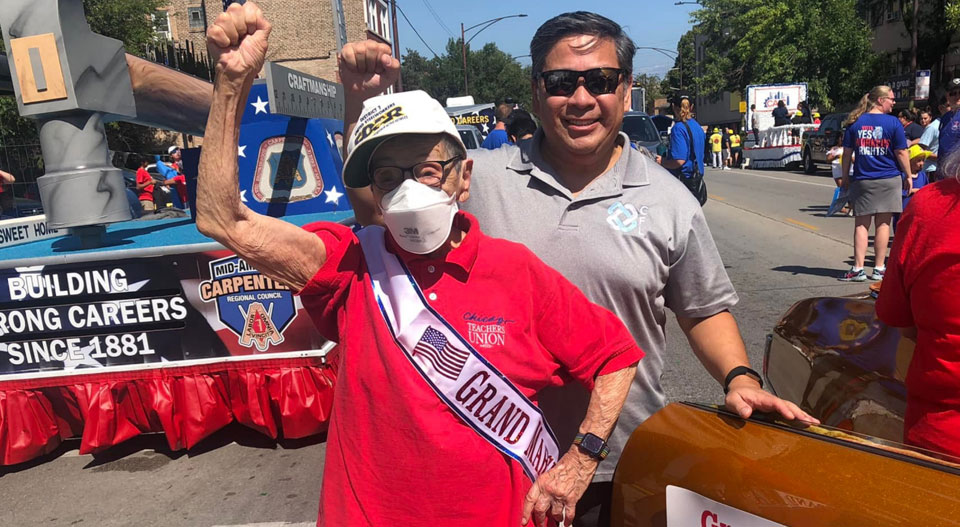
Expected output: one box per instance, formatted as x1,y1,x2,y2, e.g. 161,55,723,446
198,255,297,351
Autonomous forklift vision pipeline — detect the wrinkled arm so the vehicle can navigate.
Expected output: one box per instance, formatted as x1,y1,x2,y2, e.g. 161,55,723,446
522,364,637,526
195,72,326,291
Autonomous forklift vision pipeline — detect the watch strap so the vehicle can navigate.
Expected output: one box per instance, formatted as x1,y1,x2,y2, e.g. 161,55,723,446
723,365,763,394
573,433,610,461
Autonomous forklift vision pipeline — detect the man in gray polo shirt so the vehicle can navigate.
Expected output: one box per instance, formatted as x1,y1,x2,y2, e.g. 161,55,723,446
338,11,816,526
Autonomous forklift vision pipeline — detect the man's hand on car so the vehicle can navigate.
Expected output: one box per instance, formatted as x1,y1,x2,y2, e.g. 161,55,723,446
725,376,819,424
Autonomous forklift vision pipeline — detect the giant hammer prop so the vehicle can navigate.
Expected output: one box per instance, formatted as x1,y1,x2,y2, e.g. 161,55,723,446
0,0,213,241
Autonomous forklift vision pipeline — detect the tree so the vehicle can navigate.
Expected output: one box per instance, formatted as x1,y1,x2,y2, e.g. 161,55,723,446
632,73,664,113
689,0,882,110
401,39,533,110
663,30,696,95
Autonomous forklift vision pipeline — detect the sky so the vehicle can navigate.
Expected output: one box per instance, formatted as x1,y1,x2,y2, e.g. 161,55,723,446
392,0,699,78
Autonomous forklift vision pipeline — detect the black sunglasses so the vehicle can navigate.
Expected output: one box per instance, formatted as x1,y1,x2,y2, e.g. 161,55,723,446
538,68,627,97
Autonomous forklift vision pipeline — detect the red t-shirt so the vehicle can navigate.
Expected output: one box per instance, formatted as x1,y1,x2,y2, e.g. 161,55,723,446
298,212,642,526
170,174,187,204
876,177,960,457
136,167,154,201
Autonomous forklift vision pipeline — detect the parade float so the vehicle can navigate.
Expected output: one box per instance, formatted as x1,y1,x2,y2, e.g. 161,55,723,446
0,0,351,465
743,83,818,169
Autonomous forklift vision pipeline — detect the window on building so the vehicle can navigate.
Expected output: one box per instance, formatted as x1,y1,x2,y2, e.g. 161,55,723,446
365,0,391,42
188,7,206,31
331,0,348,50
152,10,172,40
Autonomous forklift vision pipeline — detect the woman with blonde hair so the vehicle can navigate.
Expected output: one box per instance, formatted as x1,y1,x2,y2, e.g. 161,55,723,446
876,146,960,457
839,85,912,282
660,92,707,205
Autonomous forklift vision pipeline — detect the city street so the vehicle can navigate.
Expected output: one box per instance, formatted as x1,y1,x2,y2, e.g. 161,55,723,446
0,166,877,526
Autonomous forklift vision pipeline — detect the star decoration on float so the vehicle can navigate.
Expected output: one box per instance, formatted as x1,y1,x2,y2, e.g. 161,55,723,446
326,130,335,148
251,96,269,114
240,190,248,203
238,145,247,158
481,122,490,134
324,186,344,205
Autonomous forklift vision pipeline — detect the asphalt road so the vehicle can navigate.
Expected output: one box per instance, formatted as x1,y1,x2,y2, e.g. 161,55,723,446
0,165,880,526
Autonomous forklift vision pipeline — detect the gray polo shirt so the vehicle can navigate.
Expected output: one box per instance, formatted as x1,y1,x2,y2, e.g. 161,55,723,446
462,130,738,480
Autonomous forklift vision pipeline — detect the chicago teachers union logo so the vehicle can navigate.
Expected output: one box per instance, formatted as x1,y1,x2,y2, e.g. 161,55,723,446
199,255,297,351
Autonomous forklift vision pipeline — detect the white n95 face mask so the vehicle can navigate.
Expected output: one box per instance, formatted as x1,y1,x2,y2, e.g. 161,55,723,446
380,179,459,255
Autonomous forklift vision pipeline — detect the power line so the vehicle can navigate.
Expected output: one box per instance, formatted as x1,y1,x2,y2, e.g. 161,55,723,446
395,2,440,59
421,0,454,38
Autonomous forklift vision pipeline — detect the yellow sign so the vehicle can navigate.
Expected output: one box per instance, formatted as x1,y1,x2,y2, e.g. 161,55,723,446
739,101,747,113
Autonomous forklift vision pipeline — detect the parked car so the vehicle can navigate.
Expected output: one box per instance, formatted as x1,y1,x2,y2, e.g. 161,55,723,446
612,289,960,526
456,125,483,150
621,111,664,157
801,112,847,174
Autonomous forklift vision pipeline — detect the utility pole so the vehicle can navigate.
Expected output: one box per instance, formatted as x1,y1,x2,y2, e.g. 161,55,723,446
391,0,403,91
461,23,468,95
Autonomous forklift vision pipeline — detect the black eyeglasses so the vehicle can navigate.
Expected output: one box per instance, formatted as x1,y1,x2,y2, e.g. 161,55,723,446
371,156,463,192
538,68,627,97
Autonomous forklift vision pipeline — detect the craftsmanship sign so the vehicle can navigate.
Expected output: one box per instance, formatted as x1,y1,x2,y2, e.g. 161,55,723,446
264,61,344,120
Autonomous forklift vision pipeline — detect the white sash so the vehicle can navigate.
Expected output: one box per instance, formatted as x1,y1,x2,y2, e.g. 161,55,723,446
357,226,560,481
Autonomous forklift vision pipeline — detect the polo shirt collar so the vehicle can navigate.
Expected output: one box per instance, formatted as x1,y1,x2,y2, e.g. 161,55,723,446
384,210,479,274
505,129,650,200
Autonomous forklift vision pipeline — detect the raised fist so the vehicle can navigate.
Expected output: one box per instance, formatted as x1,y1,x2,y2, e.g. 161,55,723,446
207,2,272,80
337,41,401,100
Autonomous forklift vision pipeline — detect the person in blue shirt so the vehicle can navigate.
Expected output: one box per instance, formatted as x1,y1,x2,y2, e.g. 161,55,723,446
480,102,514,149
937,79,960,180
839,85,912,283
659,92,706,205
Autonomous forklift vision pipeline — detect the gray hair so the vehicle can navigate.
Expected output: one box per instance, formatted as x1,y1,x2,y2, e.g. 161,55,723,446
530,12,636,79
938,142,960,181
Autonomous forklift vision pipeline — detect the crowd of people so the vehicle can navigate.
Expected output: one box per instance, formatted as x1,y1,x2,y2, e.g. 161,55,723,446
133,145,189,215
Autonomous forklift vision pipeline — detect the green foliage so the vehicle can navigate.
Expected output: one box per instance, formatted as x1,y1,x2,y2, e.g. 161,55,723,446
690,0,882,109
83,0,165,56
663,30,696,94
632,73,664,113
949,0,960,30
401,39,533,110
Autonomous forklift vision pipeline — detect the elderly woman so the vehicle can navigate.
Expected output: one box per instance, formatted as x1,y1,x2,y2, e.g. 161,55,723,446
876,148,960,458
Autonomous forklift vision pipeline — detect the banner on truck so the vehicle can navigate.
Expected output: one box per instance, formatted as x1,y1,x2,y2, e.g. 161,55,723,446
746,83,808,132
0,251,328,377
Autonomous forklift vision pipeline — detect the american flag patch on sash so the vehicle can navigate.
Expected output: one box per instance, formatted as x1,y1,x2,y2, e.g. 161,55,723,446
413,326,470,380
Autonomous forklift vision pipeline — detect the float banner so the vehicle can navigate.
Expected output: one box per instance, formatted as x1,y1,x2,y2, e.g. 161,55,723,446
264,61,345,121
0,252,327,376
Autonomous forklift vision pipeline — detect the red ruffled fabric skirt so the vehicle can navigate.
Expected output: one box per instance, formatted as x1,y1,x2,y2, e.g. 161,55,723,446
0,356,336,466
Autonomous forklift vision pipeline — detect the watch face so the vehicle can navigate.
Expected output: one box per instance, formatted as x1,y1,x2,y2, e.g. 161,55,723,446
581,434,604,453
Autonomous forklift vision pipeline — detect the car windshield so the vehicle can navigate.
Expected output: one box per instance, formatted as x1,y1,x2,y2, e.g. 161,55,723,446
458,129,478,149
621,115,660,143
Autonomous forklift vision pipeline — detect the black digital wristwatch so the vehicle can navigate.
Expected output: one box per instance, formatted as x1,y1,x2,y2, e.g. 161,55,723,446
573,432,610,461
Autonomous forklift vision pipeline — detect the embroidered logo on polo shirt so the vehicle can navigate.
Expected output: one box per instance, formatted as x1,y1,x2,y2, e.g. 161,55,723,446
463,312,514,349
606,202,648,234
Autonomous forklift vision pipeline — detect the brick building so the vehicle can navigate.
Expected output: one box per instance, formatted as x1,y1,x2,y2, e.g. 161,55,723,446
154,0,394,82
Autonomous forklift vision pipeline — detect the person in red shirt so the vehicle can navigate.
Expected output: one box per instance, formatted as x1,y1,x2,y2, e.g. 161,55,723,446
164,146,188,206
197,5,643,526
876,162,960,458
135,157,156,212
0,169,14,217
